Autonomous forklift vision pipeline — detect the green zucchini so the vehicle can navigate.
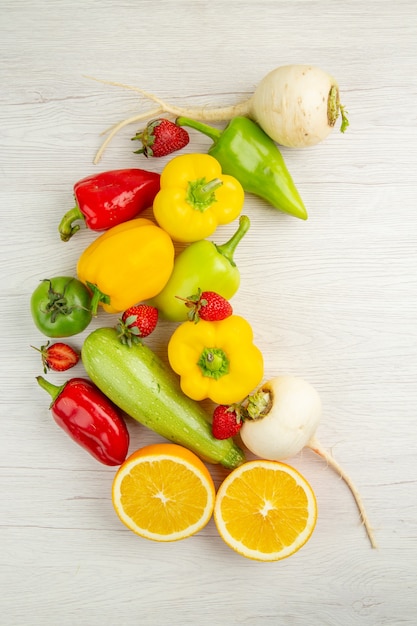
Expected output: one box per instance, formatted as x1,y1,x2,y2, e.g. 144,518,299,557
81,327,245,469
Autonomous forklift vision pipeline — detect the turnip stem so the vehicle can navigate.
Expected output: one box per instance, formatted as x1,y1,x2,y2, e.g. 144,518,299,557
307,436,377,549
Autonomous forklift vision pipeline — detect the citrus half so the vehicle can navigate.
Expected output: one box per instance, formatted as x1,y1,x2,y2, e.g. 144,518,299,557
214,460,317,561
112,443,215,542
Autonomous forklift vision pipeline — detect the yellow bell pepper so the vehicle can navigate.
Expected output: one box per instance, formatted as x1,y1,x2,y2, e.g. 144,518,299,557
152,153,245,243
167,315,264,405
77,218,175,314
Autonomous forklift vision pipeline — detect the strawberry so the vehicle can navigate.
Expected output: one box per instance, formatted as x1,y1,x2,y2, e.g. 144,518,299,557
32,341,80,374
131,118,189,158
179,289,233,323
212,405,243,440
116,304,158,346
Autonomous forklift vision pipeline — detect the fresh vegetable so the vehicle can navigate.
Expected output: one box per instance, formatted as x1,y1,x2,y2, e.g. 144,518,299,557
131,118,190,157
239,375,377,548
249,65,349,147
89,64,348,163
32,341,80,373
167,315,264,405
241,376,322,460
152,153,245,242
116,304,159,346
30,277,92,338
58,168,161,242
81,327,245,469
112,443,215,542
36,376,130,466
77,217,175,314
176,116,307,220
214,460,317,561
149,215,250,322
179,289,233,323
212,405,243,440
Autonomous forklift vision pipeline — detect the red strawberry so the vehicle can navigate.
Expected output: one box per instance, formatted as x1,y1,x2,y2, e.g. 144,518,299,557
32,341,80,373
212,405,243,440
179,289,233,323
131,118,189,158
117,305,158,346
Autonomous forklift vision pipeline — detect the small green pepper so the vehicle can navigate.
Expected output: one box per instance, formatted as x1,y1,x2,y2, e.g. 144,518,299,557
149,215,250,322
176,116,307,220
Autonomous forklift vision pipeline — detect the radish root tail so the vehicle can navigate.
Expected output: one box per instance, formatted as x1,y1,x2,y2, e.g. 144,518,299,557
83,75,250,163
307,437,378,549
93,108,163,164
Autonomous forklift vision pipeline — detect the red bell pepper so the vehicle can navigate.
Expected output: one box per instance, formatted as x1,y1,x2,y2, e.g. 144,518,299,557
36,376,130,466
58,168,160,241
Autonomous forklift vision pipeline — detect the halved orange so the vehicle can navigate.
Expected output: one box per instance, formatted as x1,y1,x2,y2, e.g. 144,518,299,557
214,460,317,561
112,443,215,542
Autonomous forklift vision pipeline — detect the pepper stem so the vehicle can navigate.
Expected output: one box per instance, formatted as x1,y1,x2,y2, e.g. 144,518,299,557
186,177,223,211
201,178,223,195
215,215,250,267
86,281,111,316
176,116,222,143
36,375,65,406
58,206,84,242
197,347,229,380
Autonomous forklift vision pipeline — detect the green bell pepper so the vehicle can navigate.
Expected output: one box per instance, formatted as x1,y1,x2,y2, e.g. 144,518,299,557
176,116,307,221
149,215,250,322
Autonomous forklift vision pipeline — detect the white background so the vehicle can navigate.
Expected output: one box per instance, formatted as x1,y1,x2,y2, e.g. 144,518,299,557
1,1,416,625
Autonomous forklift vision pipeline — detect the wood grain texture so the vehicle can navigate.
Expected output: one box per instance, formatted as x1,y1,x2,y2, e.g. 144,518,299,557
1,1,416,624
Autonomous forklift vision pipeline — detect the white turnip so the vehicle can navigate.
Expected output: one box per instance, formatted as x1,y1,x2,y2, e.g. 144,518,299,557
87,64,349,163
239,375,377,549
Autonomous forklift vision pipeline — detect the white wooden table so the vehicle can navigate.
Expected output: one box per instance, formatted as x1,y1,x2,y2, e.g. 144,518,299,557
1,1,416,624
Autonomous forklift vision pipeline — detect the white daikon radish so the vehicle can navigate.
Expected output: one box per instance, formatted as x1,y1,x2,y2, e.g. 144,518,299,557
87,64,348,163
239,376,377,549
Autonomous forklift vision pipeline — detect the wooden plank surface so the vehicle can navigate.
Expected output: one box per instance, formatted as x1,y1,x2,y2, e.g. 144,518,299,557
1,1,416,624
